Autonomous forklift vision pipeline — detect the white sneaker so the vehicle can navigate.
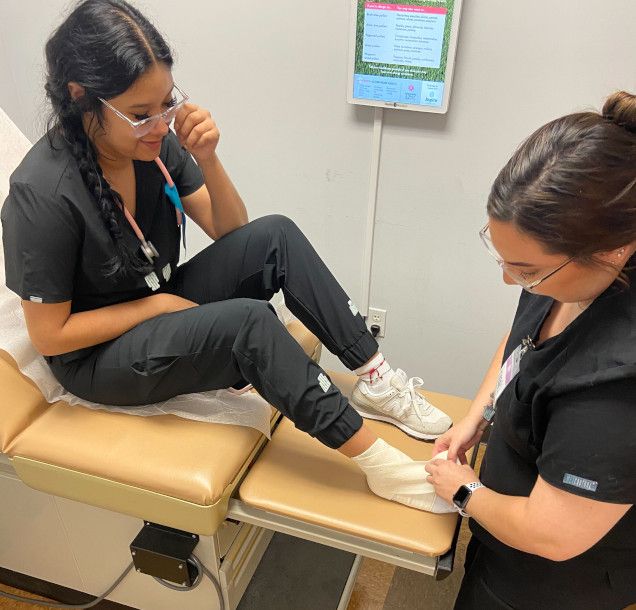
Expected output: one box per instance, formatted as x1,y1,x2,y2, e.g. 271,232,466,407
351,369,452,440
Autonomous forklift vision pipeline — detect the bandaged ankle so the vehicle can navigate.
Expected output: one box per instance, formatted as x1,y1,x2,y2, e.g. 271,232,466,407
355,353,391,383
352,437,411,467
352,439,456,513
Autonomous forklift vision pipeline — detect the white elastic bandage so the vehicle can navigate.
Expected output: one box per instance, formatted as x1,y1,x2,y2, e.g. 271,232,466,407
353,438,456,513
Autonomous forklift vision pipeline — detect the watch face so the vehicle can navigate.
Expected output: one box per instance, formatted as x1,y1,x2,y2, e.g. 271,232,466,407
453,485,471,508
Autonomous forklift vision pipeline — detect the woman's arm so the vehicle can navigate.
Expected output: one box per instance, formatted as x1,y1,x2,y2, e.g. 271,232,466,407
433,332,510,461
470,476,631,561
22,293,197,356
425,461,632,561
174,104,248,240
460,330,510,424
180,157,247,240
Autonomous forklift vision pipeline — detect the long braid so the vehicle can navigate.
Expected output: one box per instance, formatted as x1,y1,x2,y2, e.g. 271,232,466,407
48,89,151,278
44,0,173,278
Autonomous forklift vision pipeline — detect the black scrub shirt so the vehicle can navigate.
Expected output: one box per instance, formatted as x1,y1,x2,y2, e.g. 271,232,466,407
472,258,636,570
1,130,204,313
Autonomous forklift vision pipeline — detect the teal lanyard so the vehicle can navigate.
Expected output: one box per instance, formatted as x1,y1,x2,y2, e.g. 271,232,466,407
155,157,187,251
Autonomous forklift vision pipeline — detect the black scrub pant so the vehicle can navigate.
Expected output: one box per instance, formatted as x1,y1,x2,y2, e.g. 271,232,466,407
454,536,636,609
47,215,379,448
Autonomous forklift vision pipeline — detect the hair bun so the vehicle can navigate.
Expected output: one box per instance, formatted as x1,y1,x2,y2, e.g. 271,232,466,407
602,91,636,133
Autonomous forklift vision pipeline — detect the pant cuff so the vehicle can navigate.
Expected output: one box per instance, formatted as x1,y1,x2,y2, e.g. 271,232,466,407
339,330,379,371
315,404,363,449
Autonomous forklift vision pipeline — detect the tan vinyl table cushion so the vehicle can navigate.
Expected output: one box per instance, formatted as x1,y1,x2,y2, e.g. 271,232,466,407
0,350,50,452
239,370,472,557
1,321,320,535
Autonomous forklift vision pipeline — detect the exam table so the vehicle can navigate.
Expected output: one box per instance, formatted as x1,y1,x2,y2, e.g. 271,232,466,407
0,340,472,610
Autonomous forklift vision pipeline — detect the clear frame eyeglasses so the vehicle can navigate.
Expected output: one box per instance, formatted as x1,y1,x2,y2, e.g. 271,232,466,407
98,84,189,138
479,223,574,290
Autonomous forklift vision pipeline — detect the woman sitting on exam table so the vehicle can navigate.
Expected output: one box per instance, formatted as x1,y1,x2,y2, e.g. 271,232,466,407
1,0,454,514
425,92,636,609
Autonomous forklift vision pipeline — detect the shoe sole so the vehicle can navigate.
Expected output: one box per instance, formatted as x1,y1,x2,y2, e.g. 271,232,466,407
352,404,448,441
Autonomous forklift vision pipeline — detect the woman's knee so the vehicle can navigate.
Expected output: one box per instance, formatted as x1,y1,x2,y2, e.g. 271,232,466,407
233,298,279,329
229,298,287,369
251,214,300,238
187,299,277,345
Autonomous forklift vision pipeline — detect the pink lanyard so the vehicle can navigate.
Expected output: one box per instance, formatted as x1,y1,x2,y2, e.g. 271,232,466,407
118,157,183,264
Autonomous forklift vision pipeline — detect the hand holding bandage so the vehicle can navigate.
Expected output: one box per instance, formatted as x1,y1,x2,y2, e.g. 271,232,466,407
433,412,485,464
425,455,480,506
353,438,457,513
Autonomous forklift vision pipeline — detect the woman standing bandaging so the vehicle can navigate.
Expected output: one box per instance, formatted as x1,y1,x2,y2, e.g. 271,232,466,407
426,92,636,608
2,0,454,512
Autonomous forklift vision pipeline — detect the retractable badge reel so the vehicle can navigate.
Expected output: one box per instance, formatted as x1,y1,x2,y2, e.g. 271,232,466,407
482,335,535,428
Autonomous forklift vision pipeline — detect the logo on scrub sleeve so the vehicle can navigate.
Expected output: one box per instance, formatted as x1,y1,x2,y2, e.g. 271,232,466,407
563,473,598,492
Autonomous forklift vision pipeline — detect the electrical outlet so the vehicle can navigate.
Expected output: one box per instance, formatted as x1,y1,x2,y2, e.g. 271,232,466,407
368,307,387,338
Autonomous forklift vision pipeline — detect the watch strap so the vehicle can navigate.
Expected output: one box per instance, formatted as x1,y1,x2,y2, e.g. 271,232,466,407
455,482,485,517
466,482,484,493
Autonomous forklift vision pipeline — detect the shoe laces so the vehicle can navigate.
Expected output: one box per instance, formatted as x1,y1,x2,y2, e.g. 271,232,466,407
394,374,434,419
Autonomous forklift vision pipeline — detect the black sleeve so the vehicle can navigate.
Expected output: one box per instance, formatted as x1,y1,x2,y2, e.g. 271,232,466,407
537,377,636,504
161,131,205,197
1,181,80,303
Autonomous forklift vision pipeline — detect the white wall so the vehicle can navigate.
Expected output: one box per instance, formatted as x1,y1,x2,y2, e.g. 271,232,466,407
1,1,635,399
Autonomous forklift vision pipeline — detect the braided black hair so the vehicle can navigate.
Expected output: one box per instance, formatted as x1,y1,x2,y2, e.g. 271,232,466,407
44,0,173,278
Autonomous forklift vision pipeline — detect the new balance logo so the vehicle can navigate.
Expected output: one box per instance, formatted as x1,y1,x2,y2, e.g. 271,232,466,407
318,373,331,393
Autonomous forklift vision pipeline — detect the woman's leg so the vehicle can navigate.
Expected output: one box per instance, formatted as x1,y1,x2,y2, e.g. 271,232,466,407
453,538,514,610
169,214,378,369
169,214,451,439
454,537,631,610
48,297,451,512
49,299,360,447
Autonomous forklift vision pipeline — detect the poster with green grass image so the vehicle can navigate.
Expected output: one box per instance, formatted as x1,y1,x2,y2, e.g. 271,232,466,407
351,0,458,110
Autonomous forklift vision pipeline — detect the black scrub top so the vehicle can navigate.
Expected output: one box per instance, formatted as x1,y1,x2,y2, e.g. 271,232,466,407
1,130,204,313
472,257,636,568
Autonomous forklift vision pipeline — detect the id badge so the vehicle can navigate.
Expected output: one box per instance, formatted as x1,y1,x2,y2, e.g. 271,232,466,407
493,336,534,405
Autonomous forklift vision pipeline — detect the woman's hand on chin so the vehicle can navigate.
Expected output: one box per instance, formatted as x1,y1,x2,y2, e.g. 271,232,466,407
174,103,220,162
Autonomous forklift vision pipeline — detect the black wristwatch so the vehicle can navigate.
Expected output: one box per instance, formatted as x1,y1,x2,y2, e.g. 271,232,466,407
452,482,485,517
